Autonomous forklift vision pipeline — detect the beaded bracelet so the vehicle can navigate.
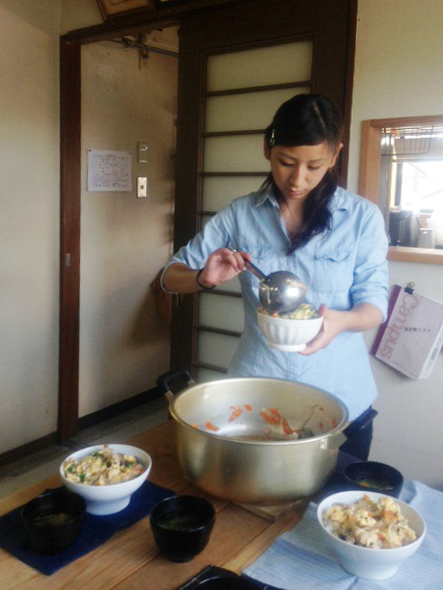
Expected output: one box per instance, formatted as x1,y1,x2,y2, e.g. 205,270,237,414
196,268,215,290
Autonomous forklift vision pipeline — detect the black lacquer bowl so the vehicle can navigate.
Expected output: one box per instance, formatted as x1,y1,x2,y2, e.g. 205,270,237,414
21,487,86,554
195,577,262,589
150,495,215,562
344,461,404,497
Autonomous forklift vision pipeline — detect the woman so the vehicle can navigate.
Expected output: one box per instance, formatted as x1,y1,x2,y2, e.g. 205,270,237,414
161,93,388,459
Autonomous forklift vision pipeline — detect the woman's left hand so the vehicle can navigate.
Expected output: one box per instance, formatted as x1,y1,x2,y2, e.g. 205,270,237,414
299,303,383,356
298,305,340,355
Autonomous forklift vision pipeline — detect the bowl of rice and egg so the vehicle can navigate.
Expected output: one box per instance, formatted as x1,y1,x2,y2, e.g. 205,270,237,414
60,444,152,515
257,303,323,351
317,490,426,580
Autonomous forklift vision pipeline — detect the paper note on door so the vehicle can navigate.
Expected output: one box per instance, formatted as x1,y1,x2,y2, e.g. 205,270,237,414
87,149,132,192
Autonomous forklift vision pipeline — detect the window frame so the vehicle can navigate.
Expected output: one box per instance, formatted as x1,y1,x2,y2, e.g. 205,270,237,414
359,115,443,264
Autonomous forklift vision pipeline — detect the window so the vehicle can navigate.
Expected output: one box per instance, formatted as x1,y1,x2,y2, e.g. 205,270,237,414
359,115,443,264
381,126,443,211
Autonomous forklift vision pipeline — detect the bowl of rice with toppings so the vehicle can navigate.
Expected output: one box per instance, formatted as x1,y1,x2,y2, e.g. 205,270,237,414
60,444,152,515
317,491,426,580
257,303,323,352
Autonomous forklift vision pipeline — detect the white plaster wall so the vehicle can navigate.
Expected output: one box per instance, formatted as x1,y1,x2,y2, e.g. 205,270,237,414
79,41,176,416
60,0,101,32
0,0,61,452
349,0,443,489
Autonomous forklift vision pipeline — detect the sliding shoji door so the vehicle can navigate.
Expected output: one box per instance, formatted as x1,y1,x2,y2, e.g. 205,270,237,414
196,41,313,382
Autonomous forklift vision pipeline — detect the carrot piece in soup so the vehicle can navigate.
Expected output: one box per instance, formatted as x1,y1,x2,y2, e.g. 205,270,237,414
244,404,253,411
260,408,281,425
282,417,295,436
205,422,220,432
229,406,243,422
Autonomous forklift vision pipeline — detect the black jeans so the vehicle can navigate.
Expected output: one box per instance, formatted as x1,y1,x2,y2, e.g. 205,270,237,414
339,407,378,461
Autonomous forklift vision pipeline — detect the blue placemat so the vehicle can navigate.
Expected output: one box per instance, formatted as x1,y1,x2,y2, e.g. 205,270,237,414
0,481,174,576
244,481,443,589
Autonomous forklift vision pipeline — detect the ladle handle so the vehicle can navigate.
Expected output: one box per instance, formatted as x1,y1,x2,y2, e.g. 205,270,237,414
244,259,266,281
228,248,266,280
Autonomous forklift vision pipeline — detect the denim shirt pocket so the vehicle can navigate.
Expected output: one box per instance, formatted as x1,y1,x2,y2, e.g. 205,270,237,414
237,244,278,271
312,247,355,295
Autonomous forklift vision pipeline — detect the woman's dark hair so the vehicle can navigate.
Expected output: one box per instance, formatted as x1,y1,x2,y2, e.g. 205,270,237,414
263,93,344,253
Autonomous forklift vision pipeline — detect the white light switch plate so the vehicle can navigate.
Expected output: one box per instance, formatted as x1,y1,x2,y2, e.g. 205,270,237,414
137,177,147,198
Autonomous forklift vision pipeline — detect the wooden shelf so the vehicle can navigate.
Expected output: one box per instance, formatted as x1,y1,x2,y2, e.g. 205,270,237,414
388,246,443,264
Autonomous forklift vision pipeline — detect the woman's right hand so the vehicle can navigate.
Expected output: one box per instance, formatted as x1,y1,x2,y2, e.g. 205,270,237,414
162,248,252,293
199,248,252,287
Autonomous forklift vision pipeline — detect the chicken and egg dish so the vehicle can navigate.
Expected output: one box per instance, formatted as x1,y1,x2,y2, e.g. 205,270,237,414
323,494,417,549
63,445,145,486
258,303,319,319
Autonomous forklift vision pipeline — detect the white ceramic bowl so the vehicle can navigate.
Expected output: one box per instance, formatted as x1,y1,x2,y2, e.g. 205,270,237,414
317,491,426,580
257,311,323,352
60,444,152,515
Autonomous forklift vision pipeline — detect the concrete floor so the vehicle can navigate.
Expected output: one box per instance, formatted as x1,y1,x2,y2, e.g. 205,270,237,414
0,396,169,500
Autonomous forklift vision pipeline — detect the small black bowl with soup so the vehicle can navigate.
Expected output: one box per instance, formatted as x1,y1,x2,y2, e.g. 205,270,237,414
21,487,86,553
150,495,215,562
344,461,404,497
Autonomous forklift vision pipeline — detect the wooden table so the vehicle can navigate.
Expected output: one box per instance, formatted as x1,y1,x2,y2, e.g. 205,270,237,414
0,421,307,590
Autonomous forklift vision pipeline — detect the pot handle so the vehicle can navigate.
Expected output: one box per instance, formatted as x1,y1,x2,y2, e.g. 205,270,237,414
320,430,347,450
321,407,378,450
156,369,196,403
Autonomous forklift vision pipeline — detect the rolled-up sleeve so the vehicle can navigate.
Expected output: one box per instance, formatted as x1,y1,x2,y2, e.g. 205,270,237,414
160,205,236,293
350,204,389,320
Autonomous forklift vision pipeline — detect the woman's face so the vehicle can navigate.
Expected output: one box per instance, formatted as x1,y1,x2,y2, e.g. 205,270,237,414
264,141,341,204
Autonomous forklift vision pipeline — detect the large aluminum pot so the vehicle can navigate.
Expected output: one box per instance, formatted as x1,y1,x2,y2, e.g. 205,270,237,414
158,371,348,505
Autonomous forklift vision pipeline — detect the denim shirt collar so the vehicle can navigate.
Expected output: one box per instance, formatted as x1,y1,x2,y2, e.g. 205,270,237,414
254,180,350,214
254,179,278,209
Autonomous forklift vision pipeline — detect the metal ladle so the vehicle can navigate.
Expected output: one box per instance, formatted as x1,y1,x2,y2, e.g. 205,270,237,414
243,259,308,314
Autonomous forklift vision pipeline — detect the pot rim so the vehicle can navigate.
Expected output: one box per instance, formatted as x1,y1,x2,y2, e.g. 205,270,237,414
169,376,349,445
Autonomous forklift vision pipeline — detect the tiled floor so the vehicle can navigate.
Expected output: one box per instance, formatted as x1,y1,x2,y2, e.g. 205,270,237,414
0,395,169,500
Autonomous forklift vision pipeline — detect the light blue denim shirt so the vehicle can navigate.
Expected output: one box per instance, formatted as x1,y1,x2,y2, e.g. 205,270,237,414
164,185,388,420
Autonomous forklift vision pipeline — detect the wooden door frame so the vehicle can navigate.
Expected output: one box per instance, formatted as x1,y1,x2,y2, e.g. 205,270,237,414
58,0,253,440
59,38,81,440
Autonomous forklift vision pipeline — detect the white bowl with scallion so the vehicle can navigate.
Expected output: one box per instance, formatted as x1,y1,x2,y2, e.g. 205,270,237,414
60,444,152,515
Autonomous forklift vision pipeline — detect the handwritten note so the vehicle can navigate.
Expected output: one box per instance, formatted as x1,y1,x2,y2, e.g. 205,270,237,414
87,149,132,192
